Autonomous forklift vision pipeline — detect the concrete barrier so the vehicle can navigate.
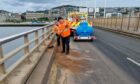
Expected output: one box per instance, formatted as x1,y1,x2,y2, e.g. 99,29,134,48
93,16,140,38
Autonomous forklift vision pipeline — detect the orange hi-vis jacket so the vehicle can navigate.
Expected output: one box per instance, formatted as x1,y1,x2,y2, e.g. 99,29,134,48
58,20,71,38
53,24,60,35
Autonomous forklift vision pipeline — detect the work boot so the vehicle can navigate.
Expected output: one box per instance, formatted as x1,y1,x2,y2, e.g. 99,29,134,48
57,45,60,47
66,51,69,55
61,50,65,53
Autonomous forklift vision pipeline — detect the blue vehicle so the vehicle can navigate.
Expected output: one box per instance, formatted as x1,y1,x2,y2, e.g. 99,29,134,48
73,22,96,41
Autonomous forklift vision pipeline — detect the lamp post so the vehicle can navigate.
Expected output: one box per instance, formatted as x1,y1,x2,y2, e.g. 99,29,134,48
104,0,107,18
94,0,97,18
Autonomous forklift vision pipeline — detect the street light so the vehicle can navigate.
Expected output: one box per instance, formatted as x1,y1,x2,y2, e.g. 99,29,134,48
104,0,107,18
94,0,97,18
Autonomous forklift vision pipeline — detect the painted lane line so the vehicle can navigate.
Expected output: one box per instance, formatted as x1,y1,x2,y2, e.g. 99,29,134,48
127,57,140,67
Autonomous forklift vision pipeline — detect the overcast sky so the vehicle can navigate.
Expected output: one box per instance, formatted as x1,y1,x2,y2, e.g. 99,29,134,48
0,0,140,13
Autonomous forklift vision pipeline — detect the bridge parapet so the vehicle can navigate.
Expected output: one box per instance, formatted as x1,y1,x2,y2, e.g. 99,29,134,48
93,16,140,38
0,24,54,84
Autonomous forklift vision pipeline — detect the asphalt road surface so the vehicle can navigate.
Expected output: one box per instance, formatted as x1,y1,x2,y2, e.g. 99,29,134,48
50,28,140,84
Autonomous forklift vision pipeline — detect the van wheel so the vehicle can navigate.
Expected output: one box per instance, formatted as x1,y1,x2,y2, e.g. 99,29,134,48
90,39,93,42
73,38,76,42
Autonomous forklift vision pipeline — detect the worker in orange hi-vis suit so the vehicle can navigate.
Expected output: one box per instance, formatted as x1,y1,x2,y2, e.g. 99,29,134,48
57,17,71,55
53,22,61,47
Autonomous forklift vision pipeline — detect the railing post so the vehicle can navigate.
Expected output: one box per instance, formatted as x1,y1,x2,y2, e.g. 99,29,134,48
136,15,140,31
112,17,114,29
100,18,102,27
109,18,111,28
99,18,100,27
100,18,101,27
104,18,106,28
95,19,97,26
127,15,131,30
107,18,108,28
99,18,101,27
24,34,29,55
23,34,31,63
120,16,124,30
111,17,113,28
99,17,101,27
35,31,39,51
45,27,48,35
48,27,52,39
97,18,99,27
101,17,103,27
0,45,6,74
104,18,105,27
106,18,107,28
108,18,110,28
42,28,46,45
106,18,108,28
115,17,117,30
97,19,98,27
102,18,103,27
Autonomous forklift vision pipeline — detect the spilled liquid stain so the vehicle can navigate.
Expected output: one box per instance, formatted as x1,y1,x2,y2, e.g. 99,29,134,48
52,47,94,84
55,49,86,75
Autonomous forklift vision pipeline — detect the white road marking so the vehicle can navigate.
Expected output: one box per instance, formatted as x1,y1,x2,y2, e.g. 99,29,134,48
127,57,140,67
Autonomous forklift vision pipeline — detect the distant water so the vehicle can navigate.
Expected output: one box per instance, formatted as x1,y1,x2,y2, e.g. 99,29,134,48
0,27,41,69
0,27,39,39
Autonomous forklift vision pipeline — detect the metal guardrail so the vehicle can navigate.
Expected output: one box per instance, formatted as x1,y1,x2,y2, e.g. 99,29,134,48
0,24,53,82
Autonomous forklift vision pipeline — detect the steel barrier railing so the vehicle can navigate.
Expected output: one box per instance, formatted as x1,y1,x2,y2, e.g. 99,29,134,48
0,24,53,81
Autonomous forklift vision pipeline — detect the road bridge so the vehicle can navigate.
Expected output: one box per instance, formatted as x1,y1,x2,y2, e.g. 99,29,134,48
0,21,140,84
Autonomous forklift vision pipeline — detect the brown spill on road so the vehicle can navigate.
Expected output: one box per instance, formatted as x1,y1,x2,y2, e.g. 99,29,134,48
50,46,94,84
55,49,86,75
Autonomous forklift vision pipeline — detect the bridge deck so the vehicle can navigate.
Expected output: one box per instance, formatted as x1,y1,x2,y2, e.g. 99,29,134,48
47,28,140,84
25,28,140,84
